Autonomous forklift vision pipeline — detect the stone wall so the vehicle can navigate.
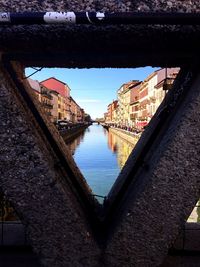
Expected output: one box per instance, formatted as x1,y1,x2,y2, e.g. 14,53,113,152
109,127,139,145
61,125,88,143
1,1,200,266
1,1,200,67
0,63,100,266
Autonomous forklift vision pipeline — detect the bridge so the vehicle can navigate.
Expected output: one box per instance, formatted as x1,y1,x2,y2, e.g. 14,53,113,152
1,1,200,266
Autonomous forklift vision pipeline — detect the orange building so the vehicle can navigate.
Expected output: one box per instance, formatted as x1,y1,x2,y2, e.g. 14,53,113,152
106,100,118,124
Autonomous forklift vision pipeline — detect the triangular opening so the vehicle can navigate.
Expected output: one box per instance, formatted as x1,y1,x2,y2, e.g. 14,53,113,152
187,200,200,223
0,191,41,265
25,66,180,204
0,191,26,246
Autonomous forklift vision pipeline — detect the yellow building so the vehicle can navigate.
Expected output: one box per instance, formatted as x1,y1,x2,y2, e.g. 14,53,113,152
40,85,53,119
69,97,85,123
57,94,66,120
50,90,59,122
117,81,140,127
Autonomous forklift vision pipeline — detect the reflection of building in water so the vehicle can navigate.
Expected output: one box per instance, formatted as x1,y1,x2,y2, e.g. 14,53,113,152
67,131,86,155
107,130,135,169
107,130,118,153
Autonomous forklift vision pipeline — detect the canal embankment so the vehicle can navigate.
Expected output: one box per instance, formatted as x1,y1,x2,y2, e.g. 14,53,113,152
108,127,140,145
60,124,89,143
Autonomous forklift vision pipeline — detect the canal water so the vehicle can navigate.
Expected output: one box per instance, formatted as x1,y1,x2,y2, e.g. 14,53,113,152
68,123,136,201
67,124,200,221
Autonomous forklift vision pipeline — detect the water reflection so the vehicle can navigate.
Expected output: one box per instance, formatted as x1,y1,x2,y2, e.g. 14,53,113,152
107,130,135,169
68,130,86,155
67,124,137,200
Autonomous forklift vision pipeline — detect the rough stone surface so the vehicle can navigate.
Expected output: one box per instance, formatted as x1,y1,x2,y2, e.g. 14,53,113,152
1,1,200,67
105,70,200,266
1,65,200,267
1,1,200,267
0,64,100,266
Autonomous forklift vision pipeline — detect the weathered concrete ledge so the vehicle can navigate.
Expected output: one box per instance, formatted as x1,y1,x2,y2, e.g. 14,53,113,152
1,1,200,68
1,1,200,266
109,127,139,145
0,62,100,267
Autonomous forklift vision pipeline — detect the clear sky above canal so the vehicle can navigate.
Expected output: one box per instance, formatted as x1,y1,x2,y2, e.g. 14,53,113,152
25,67,158,119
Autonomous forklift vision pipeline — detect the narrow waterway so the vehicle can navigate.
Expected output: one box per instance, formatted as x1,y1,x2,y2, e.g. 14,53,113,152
68,123,137,200
68,123,199,218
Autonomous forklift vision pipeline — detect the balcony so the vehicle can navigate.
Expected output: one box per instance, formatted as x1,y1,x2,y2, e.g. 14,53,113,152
149,96,156,103
42,102,53,109
130,113,137,120
41,91,53,100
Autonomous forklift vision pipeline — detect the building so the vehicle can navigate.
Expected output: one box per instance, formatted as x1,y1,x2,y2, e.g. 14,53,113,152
69,97,85,123
40,77,71,121
107,103,112,123
104,68,179,131
137,68,179,130
105,100,118,124
28,78,41,101
50,90,59,122
104,112,109,122
137,77,150,129
153,68,180,112
57,94,67,120
29,77,86,124
40,84,53,119
28,78,53,119
130,81,142,128
117,80,141,127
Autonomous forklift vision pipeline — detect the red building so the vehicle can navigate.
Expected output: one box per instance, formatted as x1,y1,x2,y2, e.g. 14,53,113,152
40,77,70,98
40,77,71,120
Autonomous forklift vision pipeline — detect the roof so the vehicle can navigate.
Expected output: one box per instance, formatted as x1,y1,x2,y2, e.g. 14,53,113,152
118,80,140,94
28,78,41,93
40,77,70,98
40,77,67,86
50,90,59,95
70,96,81,109
129,81,142,89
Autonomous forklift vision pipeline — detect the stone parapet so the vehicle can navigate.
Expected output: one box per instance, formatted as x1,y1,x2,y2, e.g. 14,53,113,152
109,127,139,145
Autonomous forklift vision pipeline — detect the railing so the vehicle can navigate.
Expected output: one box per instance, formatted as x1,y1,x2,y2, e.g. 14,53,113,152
42,102,53,109
41,91,53,100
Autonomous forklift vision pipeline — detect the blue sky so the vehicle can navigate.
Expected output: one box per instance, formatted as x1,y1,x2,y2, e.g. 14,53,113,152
25,67,158,119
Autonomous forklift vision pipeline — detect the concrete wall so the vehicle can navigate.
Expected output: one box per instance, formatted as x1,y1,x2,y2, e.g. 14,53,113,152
109,127,139,145
60,125,88,143
0,63,100,266
1,1,200,266
1,1,200,67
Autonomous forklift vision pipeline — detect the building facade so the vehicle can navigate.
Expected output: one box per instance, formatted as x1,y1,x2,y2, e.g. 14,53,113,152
40,84,53,119
130,82,142,128
105,68,180,131
40,77,71,121
117,81,141,127
28,77,86,124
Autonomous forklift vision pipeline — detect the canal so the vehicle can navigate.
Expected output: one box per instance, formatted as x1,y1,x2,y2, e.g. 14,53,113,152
67,124,200,220
67,123,138,202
